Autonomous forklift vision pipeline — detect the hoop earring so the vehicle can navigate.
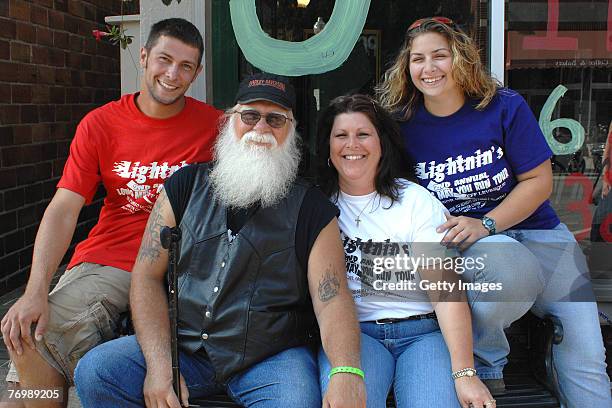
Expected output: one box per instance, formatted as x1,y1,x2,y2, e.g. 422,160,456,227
327,158,332,167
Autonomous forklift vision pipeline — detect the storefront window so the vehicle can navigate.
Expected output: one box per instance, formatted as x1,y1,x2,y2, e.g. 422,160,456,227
231,0,491,176
215,1,611,244
506,0,611,244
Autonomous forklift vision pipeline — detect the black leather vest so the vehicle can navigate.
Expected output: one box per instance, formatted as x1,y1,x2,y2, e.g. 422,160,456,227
176,164,316,382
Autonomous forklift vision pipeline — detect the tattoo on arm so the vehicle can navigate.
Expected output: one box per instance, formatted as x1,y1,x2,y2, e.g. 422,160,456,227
137,192,168,264
318,265,340,302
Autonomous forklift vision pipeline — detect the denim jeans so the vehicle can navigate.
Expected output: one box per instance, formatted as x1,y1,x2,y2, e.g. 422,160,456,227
319,318,460,408
74,335,321,407
462,223,611,407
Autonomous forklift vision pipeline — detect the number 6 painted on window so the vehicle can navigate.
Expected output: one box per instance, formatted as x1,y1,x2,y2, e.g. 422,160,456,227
539,85,585,155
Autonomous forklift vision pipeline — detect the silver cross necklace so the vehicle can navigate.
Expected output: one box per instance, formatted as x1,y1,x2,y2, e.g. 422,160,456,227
352,193,377,228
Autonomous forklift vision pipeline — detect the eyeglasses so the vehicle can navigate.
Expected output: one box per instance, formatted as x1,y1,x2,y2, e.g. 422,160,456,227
408,16,454,31
230,109,293,129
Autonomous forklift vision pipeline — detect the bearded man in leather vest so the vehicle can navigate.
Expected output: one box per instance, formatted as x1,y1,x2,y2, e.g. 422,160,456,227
74,73,366,408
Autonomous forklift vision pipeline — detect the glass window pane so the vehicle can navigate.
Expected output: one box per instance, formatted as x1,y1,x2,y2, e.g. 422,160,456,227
506,0,612,246
232,0,490,177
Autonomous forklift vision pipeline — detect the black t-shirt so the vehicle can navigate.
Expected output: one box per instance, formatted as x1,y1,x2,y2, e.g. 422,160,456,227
164,165,339,272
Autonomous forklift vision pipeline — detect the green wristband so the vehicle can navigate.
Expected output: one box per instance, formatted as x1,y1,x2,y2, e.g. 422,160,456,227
328,366,365,380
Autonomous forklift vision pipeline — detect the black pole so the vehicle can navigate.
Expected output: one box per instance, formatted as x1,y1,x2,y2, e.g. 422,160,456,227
160,226,182,403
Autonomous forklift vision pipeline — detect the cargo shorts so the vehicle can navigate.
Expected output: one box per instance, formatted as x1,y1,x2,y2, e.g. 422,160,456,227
6,263,131,386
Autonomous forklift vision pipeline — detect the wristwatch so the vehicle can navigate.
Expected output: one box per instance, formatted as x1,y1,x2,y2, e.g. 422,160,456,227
452,367,477,380
481,216,496,235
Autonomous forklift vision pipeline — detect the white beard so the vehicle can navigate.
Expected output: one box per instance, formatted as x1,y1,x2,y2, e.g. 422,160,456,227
209,115,301,209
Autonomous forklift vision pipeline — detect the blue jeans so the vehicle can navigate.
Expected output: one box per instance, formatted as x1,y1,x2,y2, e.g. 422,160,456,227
319,318,460,408
462,223,611,407
74,335,321,407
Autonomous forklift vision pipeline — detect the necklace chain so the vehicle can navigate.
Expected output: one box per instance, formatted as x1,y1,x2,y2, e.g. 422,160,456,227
351,194,376,228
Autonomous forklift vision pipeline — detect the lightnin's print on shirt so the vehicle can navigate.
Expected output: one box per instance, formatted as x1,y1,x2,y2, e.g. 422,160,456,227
112,160,189,214
414,145,509,214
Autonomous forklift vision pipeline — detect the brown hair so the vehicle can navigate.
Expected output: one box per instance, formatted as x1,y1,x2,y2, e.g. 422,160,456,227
316,94,414,205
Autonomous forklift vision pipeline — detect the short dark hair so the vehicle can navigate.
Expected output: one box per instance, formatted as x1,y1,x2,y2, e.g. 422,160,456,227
316,94,415,205
144,18,204,65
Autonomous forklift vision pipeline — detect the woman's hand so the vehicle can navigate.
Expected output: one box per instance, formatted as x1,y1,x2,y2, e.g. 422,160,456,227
455,377,495,408
323,374,366,408
438,214,490,251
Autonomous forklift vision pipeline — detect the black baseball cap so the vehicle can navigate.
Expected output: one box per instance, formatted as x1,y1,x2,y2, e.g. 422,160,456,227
234,72,296,111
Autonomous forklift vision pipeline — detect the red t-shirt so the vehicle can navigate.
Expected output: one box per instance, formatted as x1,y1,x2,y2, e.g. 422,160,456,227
58,93,222,272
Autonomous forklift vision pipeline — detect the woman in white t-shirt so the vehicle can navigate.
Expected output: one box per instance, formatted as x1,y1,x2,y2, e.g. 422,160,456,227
316,94,492,408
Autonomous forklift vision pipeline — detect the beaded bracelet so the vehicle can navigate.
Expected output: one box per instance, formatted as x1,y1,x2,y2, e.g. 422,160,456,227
328,366,365,380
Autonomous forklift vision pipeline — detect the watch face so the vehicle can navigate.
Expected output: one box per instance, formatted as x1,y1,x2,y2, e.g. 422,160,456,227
483,217,495,231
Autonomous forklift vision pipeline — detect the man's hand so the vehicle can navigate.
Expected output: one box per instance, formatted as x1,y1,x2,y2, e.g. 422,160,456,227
143,370,189,408
455,377,495,408
1,292,49,355
438,214,489,251
322,373,366,408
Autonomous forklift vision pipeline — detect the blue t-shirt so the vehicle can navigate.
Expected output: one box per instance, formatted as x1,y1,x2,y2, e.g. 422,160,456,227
401,88,559,230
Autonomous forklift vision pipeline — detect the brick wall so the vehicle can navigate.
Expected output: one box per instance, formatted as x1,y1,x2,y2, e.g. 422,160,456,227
0,0,136,293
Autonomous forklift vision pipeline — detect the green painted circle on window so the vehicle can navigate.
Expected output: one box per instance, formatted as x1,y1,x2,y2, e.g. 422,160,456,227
229,0,371,76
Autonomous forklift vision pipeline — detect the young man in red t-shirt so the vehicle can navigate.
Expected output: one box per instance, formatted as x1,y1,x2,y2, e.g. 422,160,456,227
1,18,221,406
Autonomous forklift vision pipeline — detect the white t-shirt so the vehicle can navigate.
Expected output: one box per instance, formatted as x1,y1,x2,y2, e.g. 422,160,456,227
335,179,449,322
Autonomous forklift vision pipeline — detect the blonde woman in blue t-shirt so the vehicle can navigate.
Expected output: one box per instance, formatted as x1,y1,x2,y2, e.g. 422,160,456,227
377,17,611,407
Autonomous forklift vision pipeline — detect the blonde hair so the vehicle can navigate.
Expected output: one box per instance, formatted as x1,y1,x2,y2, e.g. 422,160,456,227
376,18,500,121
